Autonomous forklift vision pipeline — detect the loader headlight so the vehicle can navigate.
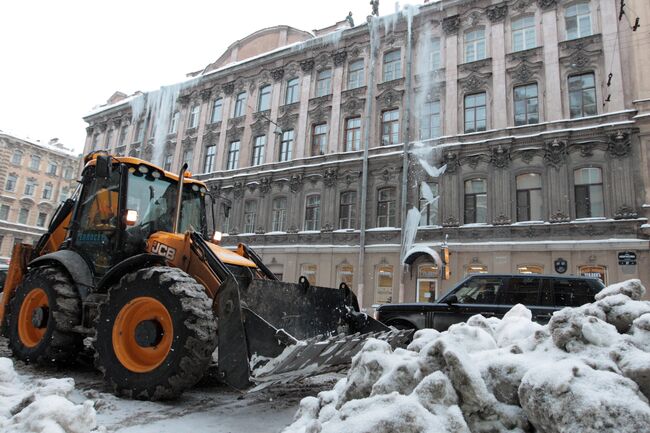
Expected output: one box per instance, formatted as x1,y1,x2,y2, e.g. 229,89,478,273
212,231,223,243
125,209,139,226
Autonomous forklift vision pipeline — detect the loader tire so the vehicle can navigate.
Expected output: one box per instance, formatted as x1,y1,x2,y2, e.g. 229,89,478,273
7,265,83,364
94,266,217,400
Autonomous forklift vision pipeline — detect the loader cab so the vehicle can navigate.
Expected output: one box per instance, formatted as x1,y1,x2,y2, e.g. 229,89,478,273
70,155,208,277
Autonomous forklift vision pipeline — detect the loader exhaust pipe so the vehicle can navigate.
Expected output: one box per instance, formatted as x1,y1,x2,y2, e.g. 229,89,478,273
173,163,188,234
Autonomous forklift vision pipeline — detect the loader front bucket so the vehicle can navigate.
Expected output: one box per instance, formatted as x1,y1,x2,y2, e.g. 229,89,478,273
215,272,412,391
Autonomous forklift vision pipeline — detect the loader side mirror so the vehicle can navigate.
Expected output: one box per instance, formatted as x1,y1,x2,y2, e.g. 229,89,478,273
96,155,112,179
212,231,222,244
125,209,138,226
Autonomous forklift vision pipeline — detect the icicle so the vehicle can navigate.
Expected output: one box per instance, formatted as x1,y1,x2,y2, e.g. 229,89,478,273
400,207,422,264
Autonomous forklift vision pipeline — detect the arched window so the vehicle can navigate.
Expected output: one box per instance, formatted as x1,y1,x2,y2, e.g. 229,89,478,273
464,29,486,62
211,100,223,123
244,200,257,233
188,104,201,129
339,191,357,229
382,49,401,81
336,263,354,288
574,167,603,218
377,187,396,227
258,85,271,111
347,59,365,89
516,173,543,221
300,263,318,285
464,179,487,224
512,15,536,51
304,194,321,231
565,2,592,40
285,77,300,104
272,197,287,232
226,141,240,170
316,70,332,97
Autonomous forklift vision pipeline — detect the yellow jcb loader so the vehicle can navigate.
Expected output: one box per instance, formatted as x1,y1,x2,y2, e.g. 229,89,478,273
0,153,410,400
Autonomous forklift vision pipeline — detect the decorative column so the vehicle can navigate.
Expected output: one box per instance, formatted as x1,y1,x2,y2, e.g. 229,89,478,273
540,2,562,121
443,15,460,135
487,3,508,129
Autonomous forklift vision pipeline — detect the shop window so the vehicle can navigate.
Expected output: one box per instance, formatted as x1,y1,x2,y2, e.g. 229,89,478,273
300,264,318,286
578,265,607,285
375,264,394,304
336,263,354,288
417,264,438,302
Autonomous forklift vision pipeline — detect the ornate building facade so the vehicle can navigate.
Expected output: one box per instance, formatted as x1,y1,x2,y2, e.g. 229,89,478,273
83,0,650,306
0,133,80,262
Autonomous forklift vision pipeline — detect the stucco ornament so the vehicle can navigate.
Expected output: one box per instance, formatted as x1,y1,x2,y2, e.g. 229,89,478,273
289,174,303,193
300,59,315,73
443,152,460,174
461,74,486,93
614,205,638,219
232,182,244,199
323,168,338,187
493,214,512,225
442,15,460,34
607,130,631,158
536,0,557,10
543,139,567,169
519,149,537,164
512,62,534,83
550,210,570,223
333,51,348,66
223,82,235,95
259,177,272,195
442,216,459,227
490,145,511,169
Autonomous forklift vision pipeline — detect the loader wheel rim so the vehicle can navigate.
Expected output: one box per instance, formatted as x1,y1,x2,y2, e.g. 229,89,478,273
112,297,173,373
18,288,49,348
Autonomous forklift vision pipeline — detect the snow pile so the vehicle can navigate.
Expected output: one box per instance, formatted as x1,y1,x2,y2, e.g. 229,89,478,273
283,279,650,433
0,357,99,433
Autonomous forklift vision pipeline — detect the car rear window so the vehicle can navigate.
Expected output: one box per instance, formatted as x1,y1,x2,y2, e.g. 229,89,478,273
552,279,595,307
498,277,540,305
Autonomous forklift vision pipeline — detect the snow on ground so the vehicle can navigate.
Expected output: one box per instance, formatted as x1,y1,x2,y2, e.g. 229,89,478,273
283,279,650,433
0,337,342,433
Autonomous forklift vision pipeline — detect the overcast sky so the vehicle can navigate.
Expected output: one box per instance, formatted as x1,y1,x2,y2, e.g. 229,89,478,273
0,0,411,154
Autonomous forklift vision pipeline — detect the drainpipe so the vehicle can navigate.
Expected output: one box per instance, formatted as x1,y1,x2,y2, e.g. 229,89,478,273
398,23,414,303
358,24,380,311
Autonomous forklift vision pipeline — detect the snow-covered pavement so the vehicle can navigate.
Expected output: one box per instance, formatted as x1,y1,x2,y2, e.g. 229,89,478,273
0,339,341,433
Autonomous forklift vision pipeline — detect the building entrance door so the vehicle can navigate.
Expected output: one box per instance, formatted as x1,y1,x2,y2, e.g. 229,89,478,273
417,278,438,302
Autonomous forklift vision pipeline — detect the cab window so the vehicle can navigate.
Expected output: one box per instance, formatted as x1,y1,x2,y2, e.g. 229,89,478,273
499,277,540,305
450,277,503,304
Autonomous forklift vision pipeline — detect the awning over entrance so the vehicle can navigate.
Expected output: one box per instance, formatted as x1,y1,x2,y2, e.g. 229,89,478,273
403,246,443,268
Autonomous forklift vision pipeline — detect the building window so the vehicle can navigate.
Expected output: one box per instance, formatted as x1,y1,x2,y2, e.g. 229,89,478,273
188,104,201,129
46,161,57,176
464,178,487,224
464,29,486,63
420,101,441,140
464,92,487,133
300,264,318,286
381,109,400,145
233,92,247,117
337,263,354,288
118,125,128,146
258,85,272,111
419,182,439,226
5,174,17,192
377,187,396,227
30,155,41,171
512,16,536,52
466,264,489,275
24,179,36,196
182,149,193,171
0,205,9,220
60,187,69,202
574,167,604,218
252,135,266,166
285,78,299,104
566,2,592,40
382,49,401,82
578,265,607,285
210,99,223,123
339,191,357,229
169,111,180,133
163,154,173,171
344,117,361,151
11,150,22,165
518,264,544,274
304,194,321,231
42,183,53,200
204,145,216,173
375,264,394,304
227,141,240,170
105,129,114,148
569,73,597,118
135,120,145,143
516,173,543,221
37,212,48,228
18,208,29,225
316,70,332,97
63,167,73,180
272,197,287,232
279,130,294,162
311,123,328,156
243,200,257,233
347,59,365,89
514,83,539,125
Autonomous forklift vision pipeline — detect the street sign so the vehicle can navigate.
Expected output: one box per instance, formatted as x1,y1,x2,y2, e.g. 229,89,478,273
618,251,637,266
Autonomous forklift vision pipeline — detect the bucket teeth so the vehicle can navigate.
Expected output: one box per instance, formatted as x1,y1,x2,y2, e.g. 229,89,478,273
249,329,413,391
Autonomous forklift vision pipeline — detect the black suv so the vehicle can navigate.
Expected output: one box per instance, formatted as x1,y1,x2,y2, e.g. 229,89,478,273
375,274,605,331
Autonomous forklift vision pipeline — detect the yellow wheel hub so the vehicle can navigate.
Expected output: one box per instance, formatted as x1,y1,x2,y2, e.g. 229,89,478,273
112,297,173,373
18,288,49,348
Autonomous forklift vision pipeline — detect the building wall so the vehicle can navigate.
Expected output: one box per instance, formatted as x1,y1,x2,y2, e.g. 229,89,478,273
0,134,80,261
83,0,650,305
